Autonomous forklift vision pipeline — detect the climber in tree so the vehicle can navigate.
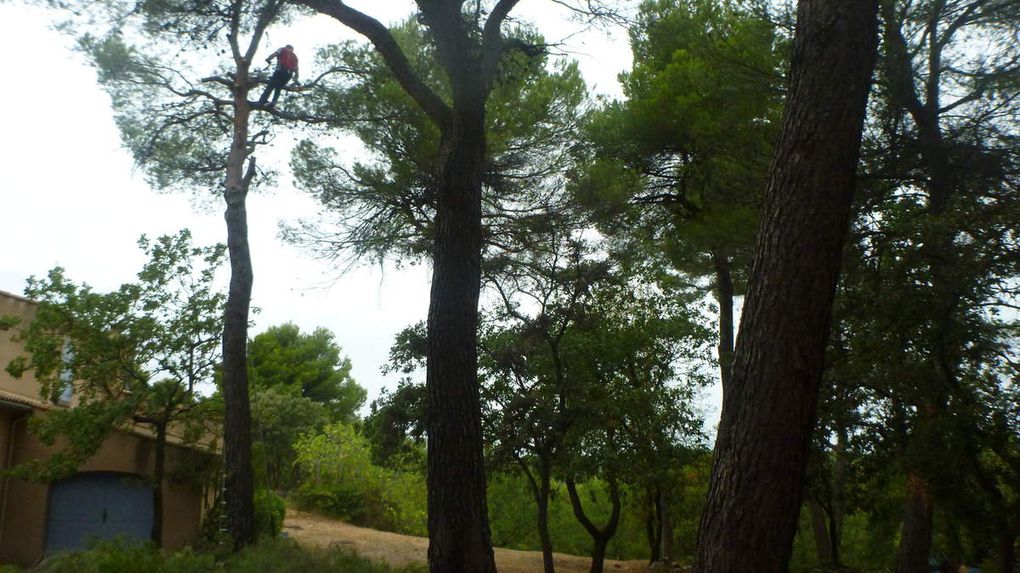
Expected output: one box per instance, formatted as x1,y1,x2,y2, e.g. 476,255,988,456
257,45,299,109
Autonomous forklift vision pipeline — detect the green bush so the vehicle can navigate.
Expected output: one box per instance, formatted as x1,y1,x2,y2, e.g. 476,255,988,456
254,489,287,539
35,539,214,573
28,538,421,573
292,422,426,536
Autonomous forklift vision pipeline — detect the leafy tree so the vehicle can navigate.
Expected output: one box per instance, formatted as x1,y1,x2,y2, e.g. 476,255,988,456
4,230,224,546
479,223,709,572
71,0,317,546
695,2,880,572
864,0,1020,569
286,20,586,269
577,0,785,391
281,3,612,567
364,378,428,469
250,386,328,491
246,323,364,491
249,323,366,422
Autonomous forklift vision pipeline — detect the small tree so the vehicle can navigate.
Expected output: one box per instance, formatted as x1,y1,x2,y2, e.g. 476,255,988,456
4,230,224,546
249,323,366,422
247,323,365,491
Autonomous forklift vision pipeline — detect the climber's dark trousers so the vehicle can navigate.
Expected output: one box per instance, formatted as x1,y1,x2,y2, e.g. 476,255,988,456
258,68,293,107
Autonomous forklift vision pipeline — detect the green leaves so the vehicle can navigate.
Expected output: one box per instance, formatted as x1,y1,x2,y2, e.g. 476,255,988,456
248,323,366,422
286,20,590,269
5,229,225,481
578,0,785,287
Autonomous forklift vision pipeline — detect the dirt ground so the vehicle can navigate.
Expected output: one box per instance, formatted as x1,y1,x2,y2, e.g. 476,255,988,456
284,509,657,573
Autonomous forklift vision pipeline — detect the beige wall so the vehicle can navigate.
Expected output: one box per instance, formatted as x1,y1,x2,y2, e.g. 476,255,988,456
0,292,46,405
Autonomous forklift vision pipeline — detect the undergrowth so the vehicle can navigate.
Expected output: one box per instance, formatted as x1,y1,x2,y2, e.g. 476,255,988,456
16,538,425,573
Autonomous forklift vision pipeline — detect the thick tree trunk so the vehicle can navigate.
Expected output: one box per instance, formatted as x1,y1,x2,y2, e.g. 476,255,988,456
712,253,735,392
222,63,256,550
425,102,496,573
151,421,167,545
566,477,622,573
694,3,879,572
895,472,934,573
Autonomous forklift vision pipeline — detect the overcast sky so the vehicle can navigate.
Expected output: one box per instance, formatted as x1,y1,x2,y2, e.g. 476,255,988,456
0,2,635,409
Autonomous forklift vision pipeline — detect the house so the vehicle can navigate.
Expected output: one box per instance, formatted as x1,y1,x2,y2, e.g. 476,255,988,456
0,289,216,567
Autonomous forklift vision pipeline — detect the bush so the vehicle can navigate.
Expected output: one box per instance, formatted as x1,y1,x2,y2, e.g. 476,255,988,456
28,538,422,573
292,422,426,536
254,489,287,539
35,539,215,573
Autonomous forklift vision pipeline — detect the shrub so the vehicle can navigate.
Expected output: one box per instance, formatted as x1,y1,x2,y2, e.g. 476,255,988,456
292,422,426,536
254,489,287,538
29,538,421,573
35,539,215,573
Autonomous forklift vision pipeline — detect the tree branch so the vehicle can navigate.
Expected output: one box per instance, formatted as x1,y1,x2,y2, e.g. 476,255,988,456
294,0,453,130
480,0,522,87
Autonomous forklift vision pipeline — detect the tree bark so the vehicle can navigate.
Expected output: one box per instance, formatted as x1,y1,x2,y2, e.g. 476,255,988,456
566,477,622,573
659,489,674,563
646,488,662,564
895,472,934,573
425,101,496,573
519,455,556,573
829,428,848,566
712,253,735,392
151,420,167,545
694,2,879,572
536,464,555,573
809,499,833,566
222,60,256,550
1000,523,1016,573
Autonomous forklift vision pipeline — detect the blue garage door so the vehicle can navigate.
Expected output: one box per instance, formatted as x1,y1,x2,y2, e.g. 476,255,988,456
44,472,154,554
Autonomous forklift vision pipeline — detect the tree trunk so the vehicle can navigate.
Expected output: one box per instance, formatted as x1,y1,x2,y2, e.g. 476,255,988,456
646,488,662,564
694,3,879,572
222,62,256,550
566,477,622,573
521,455,556,573
809,499,833,566
1000,523,1016,573
537,465,555,573
425,101,496,573
895,472,934,573
712,253,735,392
829,428,848,566
659,489,674,563
151,420,167,545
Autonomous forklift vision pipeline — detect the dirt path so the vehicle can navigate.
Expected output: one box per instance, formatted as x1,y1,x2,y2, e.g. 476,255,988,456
284,509,653,573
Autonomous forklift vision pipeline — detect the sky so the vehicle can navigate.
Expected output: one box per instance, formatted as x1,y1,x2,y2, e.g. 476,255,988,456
0,1,636,409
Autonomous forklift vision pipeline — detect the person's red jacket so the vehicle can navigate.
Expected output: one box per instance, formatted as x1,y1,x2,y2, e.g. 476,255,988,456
273,46,298,72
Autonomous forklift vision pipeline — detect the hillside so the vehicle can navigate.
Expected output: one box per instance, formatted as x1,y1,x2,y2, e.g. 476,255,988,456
284,509,663,573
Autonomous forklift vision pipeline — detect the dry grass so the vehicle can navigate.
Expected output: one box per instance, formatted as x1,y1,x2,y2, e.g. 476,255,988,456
283,509,658,573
